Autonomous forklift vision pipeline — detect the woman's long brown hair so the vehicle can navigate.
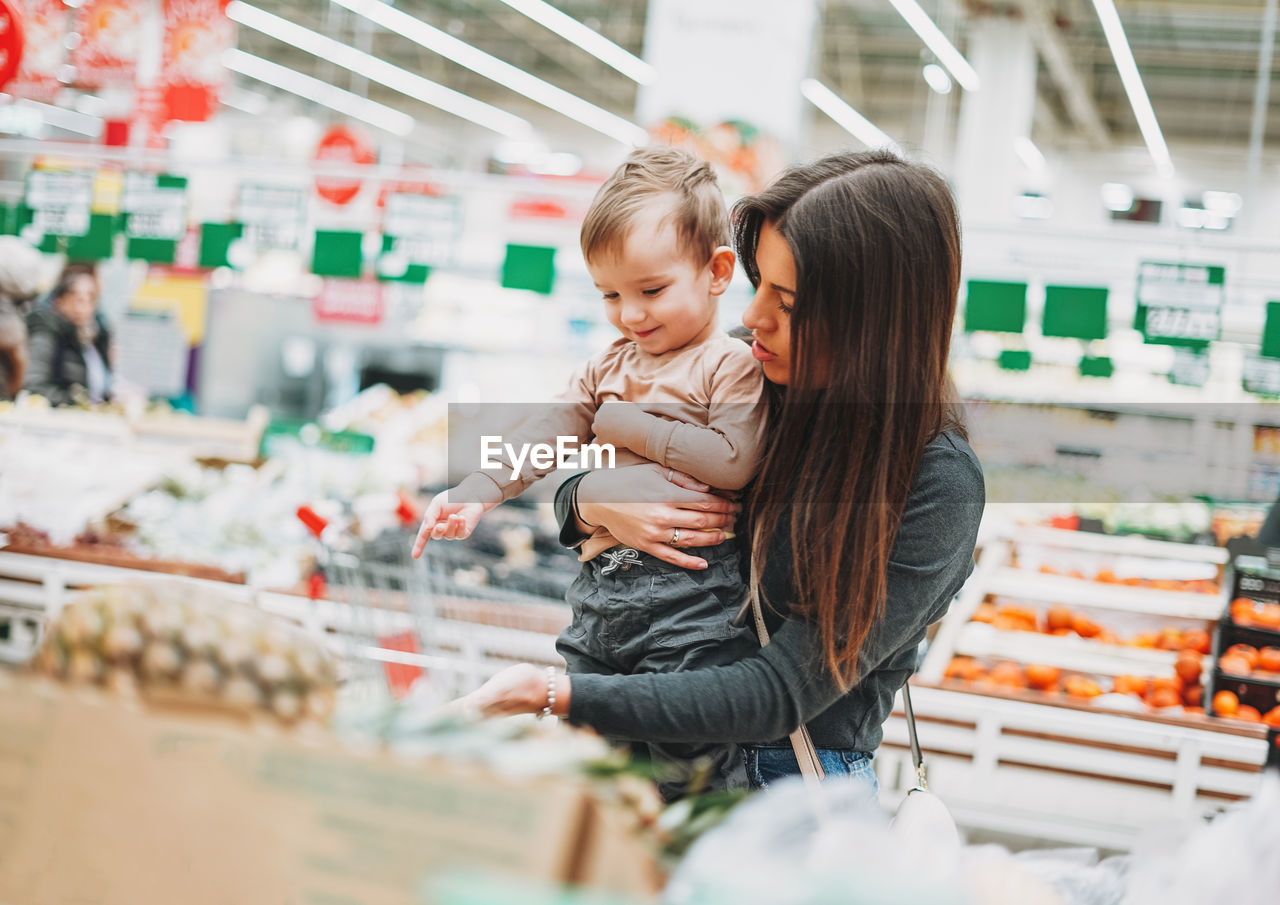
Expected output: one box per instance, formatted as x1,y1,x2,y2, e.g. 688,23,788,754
735,151,963,689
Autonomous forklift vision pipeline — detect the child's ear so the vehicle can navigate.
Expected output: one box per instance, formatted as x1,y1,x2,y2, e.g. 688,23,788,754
708,246,735,295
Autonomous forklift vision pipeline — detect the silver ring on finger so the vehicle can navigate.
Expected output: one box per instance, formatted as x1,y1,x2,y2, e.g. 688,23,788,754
671,528,681,545
667,468,674,482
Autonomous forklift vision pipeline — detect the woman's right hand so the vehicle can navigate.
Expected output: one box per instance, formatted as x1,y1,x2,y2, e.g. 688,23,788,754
575,464,738,569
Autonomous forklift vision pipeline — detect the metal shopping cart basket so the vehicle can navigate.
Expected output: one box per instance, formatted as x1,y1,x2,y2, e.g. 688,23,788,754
295,497,569,704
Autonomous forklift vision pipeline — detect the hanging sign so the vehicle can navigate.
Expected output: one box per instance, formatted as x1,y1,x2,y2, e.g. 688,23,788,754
114,310,189,397
1135,261,1225,345
121,172,187,240
71,0,142,88
161,0,235,122
1244,356,1280,397
1168,347,1211,388
314,125,374,206
379,192,460,273
8,0,68,103
314,278,384,325
24,170,93,239
236,183,307,251
0,0,25,92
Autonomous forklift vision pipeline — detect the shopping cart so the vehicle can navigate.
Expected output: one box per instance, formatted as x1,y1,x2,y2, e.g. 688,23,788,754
295,495,570,704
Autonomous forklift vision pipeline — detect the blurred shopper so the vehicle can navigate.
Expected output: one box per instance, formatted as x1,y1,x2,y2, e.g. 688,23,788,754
0,237,46,401
451,151,985,794
24,265,112,406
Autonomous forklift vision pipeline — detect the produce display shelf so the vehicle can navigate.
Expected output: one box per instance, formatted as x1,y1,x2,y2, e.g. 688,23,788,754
984,568,1225,620
0,550,567,687
1217,667,1280,687
953,622,1179,676
1010,525,1229,564
875,682,1268,850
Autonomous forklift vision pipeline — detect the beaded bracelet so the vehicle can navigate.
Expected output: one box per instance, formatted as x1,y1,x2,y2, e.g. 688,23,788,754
539,667,557,719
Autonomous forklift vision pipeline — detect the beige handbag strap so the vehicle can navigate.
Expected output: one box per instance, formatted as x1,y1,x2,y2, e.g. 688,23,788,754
750,584,826,783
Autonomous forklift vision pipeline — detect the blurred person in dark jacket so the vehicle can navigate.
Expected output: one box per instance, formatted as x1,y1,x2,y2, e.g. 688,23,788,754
24,265,113,406
0,237,46,401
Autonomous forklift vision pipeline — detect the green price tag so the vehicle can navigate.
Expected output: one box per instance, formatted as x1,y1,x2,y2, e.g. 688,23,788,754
964,281,1026,334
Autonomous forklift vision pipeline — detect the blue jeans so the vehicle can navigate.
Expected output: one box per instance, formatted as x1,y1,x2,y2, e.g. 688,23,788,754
743,745,879,800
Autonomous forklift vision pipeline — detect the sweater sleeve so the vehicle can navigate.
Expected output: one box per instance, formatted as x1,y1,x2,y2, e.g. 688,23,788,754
565,441,985,743
470,360,599,502
638,343,767,490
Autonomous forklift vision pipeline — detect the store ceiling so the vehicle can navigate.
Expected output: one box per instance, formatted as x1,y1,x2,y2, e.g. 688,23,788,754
234,1,1280,151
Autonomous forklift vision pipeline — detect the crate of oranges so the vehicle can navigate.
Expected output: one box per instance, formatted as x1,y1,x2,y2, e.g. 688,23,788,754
941,656,1207,716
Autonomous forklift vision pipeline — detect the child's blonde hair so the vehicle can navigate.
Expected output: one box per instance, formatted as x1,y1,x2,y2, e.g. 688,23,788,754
581,146,729,268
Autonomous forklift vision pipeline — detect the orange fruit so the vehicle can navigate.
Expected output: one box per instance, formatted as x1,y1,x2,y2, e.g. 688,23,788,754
1072,614,1102,638
1113,675,1149,697
1131,632,1158,649
1156,628,1184,651
1181,629,1211,655
1052,628,1075,636
1041,683,1061,696
945,657,981,681
1236,705,1263,723
1183,684,1204,707
1096,631,1121,645
1263,706,1280,728
990,662,1026,688
1257,647,1280,673
1230,598,1256,624
1218,654,1252,676
1212,690,1239,716
972,602,997,624
1024,664,1061,690
1046,606,1074,633
1226,645,1260,669
1258,603,1280,629
1094,568,1118,583
1148,688,1181,709
1174,653,1203,685
1064,676,1103,699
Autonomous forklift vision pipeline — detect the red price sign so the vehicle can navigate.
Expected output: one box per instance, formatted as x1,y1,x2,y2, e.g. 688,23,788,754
0,0,25,91
314,125,375,206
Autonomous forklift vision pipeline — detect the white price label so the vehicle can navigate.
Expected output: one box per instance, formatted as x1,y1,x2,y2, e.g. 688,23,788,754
1243,356,1280,396
1145,307,1220,341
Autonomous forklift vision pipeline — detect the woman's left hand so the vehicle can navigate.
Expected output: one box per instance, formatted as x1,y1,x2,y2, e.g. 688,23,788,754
448,663,570,718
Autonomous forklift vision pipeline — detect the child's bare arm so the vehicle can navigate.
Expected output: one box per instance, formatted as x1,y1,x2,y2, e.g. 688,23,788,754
411,474,504,557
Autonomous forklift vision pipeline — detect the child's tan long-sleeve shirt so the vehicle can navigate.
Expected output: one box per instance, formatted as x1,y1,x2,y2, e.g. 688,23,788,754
474,332,766,561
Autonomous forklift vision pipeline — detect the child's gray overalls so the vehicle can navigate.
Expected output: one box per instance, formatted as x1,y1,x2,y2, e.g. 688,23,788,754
555,539,758,800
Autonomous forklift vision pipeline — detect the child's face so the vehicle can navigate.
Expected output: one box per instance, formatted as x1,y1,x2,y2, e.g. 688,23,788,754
589,201,728,355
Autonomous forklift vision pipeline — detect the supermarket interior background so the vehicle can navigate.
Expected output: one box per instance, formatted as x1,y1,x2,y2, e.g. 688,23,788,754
2,1,1280,903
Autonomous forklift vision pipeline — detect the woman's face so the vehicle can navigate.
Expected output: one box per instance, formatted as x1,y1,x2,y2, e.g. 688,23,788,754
741,222,795,385
55,275,98,328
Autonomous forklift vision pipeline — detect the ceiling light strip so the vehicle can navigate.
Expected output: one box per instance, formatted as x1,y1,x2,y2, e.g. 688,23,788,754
492,0,655,85
224,49,415,136
887,0,980,92
332,0,648,146
226,1,531,138
800,79,899,153
1090,0,1174,178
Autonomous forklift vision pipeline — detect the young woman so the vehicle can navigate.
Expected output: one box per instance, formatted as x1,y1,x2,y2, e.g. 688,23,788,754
449,150,985,792
24,266,112,406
